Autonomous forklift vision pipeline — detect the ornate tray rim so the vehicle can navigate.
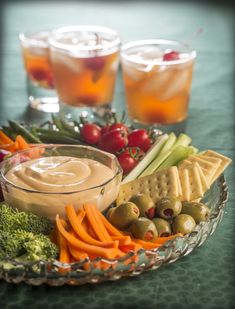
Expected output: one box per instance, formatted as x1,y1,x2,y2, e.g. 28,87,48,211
0,175,228,286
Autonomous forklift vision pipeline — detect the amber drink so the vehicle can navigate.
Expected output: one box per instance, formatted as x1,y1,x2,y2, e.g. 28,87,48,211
49,26,120,115
121,40,196,126
19,31,59,112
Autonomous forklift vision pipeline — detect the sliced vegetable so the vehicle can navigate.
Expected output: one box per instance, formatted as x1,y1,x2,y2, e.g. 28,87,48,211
157,145,193,171
55,215,118,259
65,205,116,248
140,133,191,177
0,130,14,145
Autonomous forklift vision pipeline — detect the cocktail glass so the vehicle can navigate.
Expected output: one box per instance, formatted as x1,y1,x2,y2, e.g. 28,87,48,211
121,40,196,129
19,31,59,113
49,25,120,118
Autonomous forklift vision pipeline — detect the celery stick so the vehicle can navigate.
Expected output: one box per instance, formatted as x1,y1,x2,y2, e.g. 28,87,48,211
172,133,192,148
188,145,198,155
139,133,192,178
122,134,168,184
139,133,177,177
157,145,193,171
156,132,177,155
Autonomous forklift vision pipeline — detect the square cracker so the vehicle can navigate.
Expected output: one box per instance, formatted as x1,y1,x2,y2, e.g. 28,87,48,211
180,155,220,185
180,162,209,192
202,150,232,183
178,168,190,201
179,165,204,201
116,166,180,205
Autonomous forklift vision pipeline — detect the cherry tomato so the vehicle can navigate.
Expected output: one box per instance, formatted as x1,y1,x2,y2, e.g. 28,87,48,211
80,123,101,145
117,152,138,174
121,147,145,160
101,125,111,135
98,128,128,153
109,123,129,132
163,51,180,61
128,129,151,152
117,147,144,174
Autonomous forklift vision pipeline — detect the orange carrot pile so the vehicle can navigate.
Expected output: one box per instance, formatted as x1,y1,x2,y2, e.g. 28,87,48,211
55,204,181,266
0,130,30,153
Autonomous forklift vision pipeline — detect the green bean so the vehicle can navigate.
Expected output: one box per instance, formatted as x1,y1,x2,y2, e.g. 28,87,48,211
51,114,64,131
60,119,81,139
37,132,84,145
8,120,41,143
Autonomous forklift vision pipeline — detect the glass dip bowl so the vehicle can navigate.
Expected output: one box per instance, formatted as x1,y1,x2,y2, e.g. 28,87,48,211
0,145,123,220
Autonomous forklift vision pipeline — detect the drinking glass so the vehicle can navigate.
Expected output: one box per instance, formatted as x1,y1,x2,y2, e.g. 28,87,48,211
19,31,59,113
121,40,196,128
49,25,120,118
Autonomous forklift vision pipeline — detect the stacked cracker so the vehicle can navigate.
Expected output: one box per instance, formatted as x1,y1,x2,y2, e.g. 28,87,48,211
117,150,231,205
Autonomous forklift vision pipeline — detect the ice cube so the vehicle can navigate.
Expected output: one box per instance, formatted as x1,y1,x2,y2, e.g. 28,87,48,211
159,68,190,101
28,46,49,57
141,46,164,60
140,68,172,94
122,60,145,82
51,51,83,74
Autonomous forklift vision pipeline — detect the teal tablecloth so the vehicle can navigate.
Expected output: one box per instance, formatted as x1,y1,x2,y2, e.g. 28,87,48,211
0,1,234,308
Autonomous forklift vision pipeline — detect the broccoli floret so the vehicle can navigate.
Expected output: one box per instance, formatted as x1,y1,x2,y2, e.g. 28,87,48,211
0,202,53,235
0,230,58,262
0,203,16,232
0,203,58,262
0,230,34,260
16,234,58,262
14,211,53,235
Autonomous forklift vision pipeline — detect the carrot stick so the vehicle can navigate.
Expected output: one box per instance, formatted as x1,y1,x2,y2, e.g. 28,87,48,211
111,235,132,246
15,135,30,150
88,225,97,239
96,208,124,237
76,208,86,223
68,244,88,261
56,215,118,259
154,233,182,244
133,239,160,250
0,130,14,145
119,242,142,253
83,204,112,242
56,219,71,263
65,204,117,248
0,142,18,152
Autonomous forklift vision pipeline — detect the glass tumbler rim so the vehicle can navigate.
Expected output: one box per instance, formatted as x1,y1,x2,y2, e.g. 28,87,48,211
19,31,51,48
121,39,196,66
48,25,121,55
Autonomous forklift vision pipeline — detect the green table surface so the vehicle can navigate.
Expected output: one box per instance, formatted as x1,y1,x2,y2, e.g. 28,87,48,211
0,1,235,308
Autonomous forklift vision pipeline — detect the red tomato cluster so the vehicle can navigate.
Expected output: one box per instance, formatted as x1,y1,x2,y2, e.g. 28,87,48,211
80,122,152,175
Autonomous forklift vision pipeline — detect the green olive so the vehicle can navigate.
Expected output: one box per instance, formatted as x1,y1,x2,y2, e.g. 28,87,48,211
152,218,172,237
156,196,182,219
108,202,140,230
106,207,115,220
172,214,196,235
129,194,155,218
181,201,211,224
129,217,158,242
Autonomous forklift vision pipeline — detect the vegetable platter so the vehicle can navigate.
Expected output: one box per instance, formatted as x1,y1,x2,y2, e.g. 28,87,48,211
0,113,232,286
